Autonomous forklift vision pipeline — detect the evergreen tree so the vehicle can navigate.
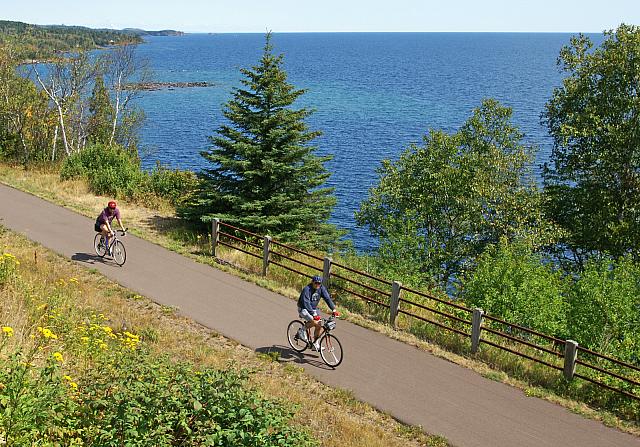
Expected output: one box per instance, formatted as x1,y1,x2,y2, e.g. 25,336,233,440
87,75,114,145
181,34,339,248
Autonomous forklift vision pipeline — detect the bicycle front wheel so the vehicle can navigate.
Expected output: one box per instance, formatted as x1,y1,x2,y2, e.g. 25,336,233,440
319,333,343,367
112,240,127,266
94,234,106,257
287,320,308,353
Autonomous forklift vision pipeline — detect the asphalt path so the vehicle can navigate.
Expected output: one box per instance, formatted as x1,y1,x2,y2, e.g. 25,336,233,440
0,183,638,447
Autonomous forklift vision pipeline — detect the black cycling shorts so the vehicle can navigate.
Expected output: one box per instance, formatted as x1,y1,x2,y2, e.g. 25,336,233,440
94,222,102,232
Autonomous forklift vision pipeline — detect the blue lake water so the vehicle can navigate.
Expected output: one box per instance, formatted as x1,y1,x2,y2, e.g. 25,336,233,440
134,32,602,250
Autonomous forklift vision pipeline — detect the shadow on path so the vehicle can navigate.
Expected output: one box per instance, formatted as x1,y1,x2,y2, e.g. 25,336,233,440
71,252,109,266
255,345,334,370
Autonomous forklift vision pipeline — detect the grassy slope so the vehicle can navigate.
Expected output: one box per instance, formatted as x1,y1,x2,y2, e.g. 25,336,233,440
0,163,638,435
0,166,450,445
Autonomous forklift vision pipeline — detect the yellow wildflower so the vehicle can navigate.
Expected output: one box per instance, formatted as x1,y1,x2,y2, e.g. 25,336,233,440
69,277,78,283
2,326,13,337
123,331,139,340
69,381,78,390
52,352,64,362
37,326,58,340
63,375,72,381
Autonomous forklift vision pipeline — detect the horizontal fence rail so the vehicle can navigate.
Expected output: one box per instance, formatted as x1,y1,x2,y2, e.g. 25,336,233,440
210,219,640,402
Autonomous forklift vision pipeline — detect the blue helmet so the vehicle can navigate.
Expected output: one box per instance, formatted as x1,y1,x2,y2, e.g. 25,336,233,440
311,275,322,284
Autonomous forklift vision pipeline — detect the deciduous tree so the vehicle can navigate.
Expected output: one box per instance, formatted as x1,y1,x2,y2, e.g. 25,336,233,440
357,99,559,288
543,24,640,262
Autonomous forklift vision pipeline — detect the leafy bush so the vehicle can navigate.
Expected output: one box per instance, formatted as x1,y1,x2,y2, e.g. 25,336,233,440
60,143,148,199
461,238,567,337
1,312,314,447
0,130,20,161
60,144,199,205
148,163,199,206
567,256,640,363
0,349,77,446
77,354,314,447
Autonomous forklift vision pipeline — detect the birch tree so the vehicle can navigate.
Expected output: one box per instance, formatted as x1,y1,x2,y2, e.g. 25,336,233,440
104,43,148,148
33,51,96,155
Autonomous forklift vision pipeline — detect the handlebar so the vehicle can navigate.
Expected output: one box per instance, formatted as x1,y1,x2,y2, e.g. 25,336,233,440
323,315,338,331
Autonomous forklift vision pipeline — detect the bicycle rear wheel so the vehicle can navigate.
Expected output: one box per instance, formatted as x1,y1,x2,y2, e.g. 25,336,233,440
112,240,127,266
319,333,343,367
287,320,308,353
94,234,107,257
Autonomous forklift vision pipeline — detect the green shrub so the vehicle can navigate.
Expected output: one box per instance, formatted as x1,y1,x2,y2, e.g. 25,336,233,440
0,130,20,162
0,349,77,446
568,256,640,362
461,238,567,337
148,164,199,205
60,145,201,205
58,152,88,179
87,163,148,199
1,309,315,447
60,143,149,199
77,353,315,447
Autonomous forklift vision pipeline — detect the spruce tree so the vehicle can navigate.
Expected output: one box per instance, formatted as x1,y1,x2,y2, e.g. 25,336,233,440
181,34,339,248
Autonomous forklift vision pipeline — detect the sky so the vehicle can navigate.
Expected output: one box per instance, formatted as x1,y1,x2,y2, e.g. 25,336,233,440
1,0,639,33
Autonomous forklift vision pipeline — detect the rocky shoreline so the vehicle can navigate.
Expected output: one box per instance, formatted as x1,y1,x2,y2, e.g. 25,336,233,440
124,81,214,91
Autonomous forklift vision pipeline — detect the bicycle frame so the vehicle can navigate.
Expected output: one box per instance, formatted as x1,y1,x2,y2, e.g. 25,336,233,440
105,231,123,251
303,315,336,343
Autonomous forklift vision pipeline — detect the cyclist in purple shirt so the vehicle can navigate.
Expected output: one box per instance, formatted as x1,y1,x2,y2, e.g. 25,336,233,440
297,275,339,351
94,201,125,249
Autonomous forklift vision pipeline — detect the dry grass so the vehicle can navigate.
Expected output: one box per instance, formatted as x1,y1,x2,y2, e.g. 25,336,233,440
1,162,638,437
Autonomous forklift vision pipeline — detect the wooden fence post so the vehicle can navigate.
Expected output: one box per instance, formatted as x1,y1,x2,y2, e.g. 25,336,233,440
471,308,484,354
323,257,332,287
262,236,272,276
390,281,402,328
211,218,219,257
564,340,578,381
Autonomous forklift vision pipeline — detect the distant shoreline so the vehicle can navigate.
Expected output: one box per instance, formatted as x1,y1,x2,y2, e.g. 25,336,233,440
124,81,214,91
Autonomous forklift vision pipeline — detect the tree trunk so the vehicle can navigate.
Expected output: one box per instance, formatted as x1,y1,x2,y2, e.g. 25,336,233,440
52,125,58,161
109,72,123,146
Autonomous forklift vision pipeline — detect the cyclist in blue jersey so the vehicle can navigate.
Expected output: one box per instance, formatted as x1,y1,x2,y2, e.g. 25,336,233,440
297,275,339,351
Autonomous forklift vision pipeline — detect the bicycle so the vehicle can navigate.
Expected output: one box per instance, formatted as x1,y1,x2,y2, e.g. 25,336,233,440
94,229,128,266
286,315,343,367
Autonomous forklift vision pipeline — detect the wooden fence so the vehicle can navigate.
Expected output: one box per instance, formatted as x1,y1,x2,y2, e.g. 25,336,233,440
211,219,640,402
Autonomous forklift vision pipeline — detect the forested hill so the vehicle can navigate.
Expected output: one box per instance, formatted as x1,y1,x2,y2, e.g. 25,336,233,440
0,20,181,60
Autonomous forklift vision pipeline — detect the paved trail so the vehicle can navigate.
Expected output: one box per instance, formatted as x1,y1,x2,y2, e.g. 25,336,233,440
0,183,637,447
